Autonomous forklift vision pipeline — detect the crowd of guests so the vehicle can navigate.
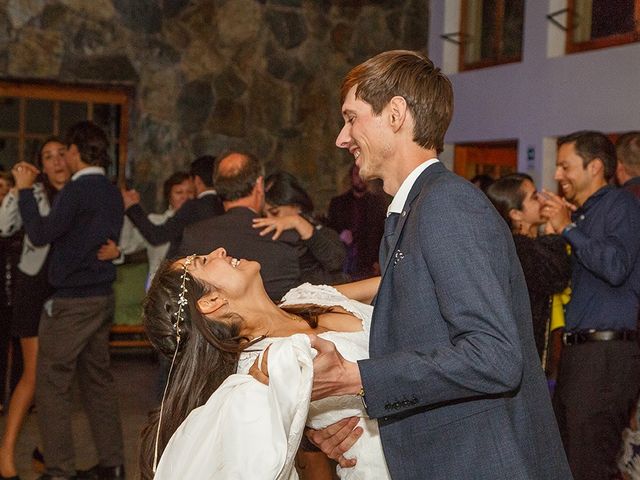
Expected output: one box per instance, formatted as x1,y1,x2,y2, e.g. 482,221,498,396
0,114,638,479
0,122,389,479
478,130,640,480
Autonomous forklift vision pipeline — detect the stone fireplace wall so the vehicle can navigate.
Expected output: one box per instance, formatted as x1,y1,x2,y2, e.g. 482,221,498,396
0,0,429,212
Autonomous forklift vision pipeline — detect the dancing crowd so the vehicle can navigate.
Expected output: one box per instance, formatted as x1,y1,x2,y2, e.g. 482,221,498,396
0,49,638,480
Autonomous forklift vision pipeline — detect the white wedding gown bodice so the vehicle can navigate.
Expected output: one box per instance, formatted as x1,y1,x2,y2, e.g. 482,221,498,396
154,284,390,480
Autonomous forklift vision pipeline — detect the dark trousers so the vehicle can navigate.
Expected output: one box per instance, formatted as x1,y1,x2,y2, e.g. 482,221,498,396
35,295,124,477
553,339,640,480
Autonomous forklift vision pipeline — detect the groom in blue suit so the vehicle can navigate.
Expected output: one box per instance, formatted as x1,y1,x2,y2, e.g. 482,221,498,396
309,50,572,479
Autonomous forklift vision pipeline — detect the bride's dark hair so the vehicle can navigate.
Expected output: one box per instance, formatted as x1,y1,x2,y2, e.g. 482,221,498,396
139,260,249,479
139,259,332,479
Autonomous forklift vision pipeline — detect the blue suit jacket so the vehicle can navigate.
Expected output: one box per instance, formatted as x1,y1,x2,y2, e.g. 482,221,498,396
358,163,572,479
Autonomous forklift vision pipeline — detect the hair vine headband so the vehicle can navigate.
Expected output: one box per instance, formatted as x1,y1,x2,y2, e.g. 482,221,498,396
173,254,194,340
153,254,195,473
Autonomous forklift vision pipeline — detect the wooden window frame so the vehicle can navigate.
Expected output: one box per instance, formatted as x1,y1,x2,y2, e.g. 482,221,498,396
565,0,640,54
459,0,523,72
0,80,132,185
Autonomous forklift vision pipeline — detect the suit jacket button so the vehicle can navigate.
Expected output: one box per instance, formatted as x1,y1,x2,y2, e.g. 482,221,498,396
393,402,401,409
385,403,391,410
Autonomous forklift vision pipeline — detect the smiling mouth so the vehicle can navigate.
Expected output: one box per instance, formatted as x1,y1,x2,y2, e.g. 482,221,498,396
231,258,240,268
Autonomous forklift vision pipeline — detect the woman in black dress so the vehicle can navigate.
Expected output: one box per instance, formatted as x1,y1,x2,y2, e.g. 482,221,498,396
486,173,571,374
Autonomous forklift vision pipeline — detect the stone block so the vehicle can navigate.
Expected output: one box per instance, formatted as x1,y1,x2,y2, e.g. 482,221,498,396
177,79,214,133
216,0,262,49
141,68,181,121
6,0,45,29
209,98,247,138
214,68,248,99
181,38,225,81
113,0,163,34
72,21,118,55
191,132,245,158
401,0,429,50
265,9,307,49
59,0,116,21
60,54,139,82
249,73,293,130
162,0,191,18
0,9,10,44
8,28,64,77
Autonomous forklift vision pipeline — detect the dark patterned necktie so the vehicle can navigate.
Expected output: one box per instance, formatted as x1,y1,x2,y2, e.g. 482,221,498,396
380,212,400,269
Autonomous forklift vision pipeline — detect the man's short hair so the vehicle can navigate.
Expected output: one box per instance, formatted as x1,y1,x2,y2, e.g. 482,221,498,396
616,131,640,177
214,151,264,201
65,121,109,168
189,155,216,188
557,130,617,181
341,50,453,154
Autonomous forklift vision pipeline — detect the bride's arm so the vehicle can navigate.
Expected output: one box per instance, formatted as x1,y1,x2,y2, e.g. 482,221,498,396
333,276,380,304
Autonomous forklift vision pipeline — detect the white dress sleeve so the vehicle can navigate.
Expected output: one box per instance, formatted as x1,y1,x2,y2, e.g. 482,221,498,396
154,334,314,480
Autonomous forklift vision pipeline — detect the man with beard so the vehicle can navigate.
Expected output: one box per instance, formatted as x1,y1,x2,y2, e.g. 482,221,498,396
542,130,640,480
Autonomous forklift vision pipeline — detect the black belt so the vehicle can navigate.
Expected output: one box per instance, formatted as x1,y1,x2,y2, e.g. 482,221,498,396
562,329,637,346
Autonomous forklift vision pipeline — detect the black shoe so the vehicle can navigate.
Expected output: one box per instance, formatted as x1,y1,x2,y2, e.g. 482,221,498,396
76,465,125,480
32,447,45,474
0,475,20,480
32,447,44,463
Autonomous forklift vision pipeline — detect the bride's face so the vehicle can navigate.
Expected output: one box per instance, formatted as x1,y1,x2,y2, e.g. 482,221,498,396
177,248,261,298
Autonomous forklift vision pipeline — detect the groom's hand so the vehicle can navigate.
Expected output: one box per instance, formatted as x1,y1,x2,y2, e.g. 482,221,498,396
248,345,271,385
308,334,362,401
305,417,362,468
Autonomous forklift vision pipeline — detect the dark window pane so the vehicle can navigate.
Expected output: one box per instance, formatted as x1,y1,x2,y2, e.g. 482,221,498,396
26,99,54,134
503,0,524,57
0,137,18,170
462,0,523,68
59,102,88,136
0,97,19,132
107,141,119,180
591,0,635,39
24,138,44,165
93,103,121,140
480,0,498,61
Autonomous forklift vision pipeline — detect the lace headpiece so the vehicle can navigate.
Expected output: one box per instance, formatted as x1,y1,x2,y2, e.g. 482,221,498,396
153,254,195,472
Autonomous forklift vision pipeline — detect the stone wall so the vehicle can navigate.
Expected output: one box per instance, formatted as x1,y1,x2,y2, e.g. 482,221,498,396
0,0,429,212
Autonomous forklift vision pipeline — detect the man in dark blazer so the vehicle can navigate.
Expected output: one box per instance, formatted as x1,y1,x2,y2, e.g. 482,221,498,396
122,155,224,259
178,151,302,301
308,51,572,479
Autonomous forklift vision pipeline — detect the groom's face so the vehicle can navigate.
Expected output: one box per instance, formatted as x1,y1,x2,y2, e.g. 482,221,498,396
336,85,394,184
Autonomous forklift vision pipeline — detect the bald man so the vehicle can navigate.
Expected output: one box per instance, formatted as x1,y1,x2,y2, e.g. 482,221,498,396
178,151,302,301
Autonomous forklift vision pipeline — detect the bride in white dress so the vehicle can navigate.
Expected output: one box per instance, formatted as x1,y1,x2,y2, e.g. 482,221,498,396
139,247,390,480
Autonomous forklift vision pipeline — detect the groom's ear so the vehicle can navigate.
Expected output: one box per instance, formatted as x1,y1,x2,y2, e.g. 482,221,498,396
196,293,227,316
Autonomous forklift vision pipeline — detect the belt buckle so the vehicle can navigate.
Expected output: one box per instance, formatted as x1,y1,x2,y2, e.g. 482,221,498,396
562,332,573,346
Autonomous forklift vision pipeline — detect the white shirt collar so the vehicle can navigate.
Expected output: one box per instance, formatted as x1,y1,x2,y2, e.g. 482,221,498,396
198,189,218,198
387,158,439,215
71,166,106,181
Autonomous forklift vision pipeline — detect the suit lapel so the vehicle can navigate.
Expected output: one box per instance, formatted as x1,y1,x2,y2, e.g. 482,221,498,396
379,162,446,279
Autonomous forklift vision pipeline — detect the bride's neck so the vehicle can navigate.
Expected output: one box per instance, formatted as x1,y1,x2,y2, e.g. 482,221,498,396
240,303,319,339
